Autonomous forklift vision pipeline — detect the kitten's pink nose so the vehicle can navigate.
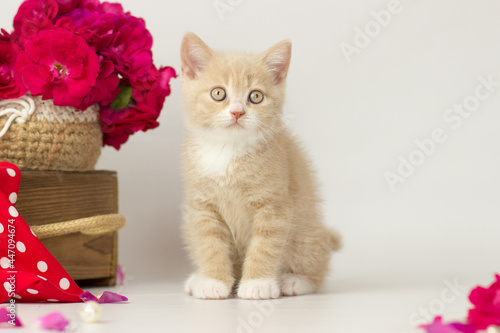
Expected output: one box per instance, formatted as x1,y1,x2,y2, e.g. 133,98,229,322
231,110,245,120
229,103,246,121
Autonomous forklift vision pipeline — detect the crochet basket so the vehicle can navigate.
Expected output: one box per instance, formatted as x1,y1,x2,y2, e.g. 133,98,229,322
0,95,102,171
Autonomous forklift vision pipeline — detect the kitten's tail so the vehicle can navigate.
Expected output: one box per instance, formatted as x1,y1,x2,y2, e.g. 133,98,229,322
327,229,342,252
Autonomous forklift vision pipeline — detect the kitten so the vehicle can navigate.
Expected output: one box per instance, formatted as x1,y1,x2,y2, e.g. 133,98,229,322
180,32,341,300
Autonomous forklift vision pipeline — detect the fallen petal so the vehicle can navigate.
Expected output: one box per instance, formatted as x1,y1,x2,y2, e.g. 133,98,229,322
34,312,69,331
97,291,128,303
0,306,23,327
79,291,98,302
420,316,477,333
80,291,128,303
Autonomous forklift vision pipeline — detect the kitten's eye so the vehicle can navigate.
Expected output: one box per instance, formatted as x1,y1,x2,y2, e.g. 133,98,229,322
211,87,226,101
249,90,264,104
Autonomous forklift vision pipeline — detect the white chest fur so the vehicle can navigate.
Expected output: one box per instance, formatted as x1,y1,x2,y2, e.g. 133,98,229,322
192,129,261,176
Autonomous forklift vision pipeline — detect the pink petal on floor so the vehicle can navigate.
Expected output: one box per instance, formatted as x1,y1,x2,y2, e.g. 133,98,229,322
98,291,128,303
80,291,128,303
419,316,477,333
34,312,69,331
79,291,99,302
0,306,23,327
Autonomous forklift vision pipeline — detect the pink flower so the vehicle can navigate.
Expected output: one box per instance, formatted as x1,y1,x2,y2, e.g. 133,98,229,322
12,0,58,45
132,66,177,113
0,33,27,99
55,0,80,14
420,316,477,333
16,29,99,109
77,57,120,110
467,274,500,330
3,0,176,149
80,12,153,82
107,15,153,82
55,0,100,16
100,66,176,149
100,103,160,149
99,2,125,15
54,0,102,28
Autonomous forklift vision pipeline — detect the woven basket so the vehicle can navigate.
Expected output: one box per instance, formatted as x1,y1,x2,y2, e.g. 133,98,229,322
0,95,102,171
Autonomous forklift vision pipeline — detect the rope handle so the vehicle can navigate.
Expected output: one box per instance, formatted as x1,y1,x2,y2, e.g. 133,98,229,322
0,95,36,138
31,214,126,240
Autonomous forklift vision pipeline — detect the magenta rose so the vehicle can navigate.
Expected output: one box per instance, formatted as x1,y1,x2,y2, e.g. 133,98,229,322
0,34,27,99
55,0,80,14
99,66,176,149
5,0,176,149
12,0,58,44
16,29,99,109
467,274,500,330
99,2,125,15
55,0,100,16
106,14,153,82
54,0,101,27
100,104,160,149
77,57,120,110
79,12,153,82
132,66,177,113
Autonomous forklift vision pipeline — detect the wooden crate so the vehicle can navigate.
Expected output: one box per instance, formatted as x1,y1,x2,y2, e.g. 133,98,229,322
16,170,120,286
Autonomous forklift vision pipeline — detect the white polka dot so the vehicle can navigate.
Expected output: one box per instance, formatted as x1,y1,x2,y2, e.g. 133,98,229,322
59,278,70,290
4,282,11,292
6,168,16,177
37,275,47,281
27,289,38,294
8,206,18,218
16,241,26,253
9,193,17,204
0,223,3,234
37,261,48,273
13,295,21,300
0,257,10,269
47,299,59,302
31,228,37,237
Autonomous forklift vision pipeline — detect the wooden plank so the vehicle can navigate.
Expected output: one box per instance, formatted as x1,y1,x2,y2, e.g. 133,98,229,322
41,232,117,282
16,170,118,226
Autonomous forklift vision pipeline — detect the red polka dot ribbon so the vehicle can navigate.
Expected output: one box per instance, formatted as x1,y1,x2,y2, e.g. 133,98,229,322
0,162,83,302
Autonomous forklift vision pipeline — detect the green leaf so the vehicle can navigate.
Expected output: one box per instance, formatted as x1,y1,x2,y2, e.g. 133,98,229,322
110,85,133,110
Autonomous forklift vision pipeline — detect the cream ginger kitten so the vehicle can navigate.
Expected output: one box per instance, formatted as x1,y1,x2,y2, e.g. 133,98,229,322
181,32,341,300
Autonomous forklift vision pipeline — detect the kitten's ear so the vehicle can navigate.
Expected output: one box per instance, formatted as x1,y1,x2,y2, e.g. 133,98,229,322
261,40,292,84
180,32,213,80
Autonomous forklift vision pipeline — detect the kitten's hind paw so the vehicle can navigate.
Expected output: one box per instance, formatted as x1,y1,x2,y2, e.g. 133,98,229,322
185,273,231,299
238,278,280,300
280,274,314,296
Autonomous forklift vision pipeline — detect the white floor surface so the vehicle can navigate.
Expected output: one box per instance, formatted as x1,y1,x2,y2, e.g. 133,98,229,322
8,274,478,333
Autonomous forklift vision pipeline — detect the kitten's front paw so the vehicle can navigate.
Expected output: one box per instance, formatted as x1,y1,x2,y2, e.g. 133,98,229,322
238,278,280,300
280,274,314,296
185,273,231,300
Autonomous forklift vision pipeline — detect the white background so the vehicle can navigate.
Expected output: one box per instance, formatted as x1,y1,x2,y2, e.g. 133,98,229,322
2,1,500,332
